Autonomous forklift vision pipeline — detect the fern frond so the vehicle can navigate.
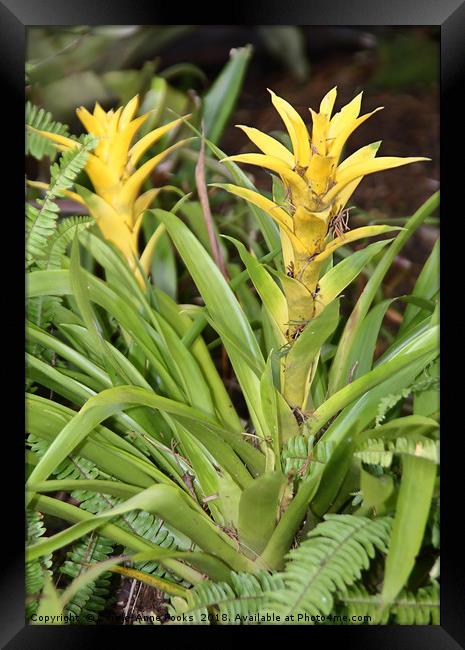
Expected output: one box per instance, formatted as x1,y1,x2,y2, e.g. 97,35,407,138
26,509,52,618
282,434,333,479
376,373,440,426
25,101,69,160
27,214,91,351
25,199,60,267
37,215,94,271
168,571,285,624
355,436,439,468
264,515,392,620
26,135,97,268
118,510,191,580
341,581,439,624
48,135,97,196
60,533,115,624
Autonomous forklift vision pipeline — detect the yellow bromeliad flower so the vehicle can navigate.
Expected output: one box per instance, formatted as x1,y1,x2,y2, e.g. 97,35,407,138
30,95,190,283
219,88,429,332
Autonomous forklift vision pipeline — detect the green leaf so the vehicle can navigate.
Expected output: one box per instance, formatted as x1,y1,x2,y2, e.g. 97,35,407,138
238,471,288,557
381,455,437,606
203,45,252,145
414,357,439,417
358,415,439,445
342,581,439,625
328,191,439,394
155,209,272,439
309,325,439,436
355,436,439,467
28,477,140,498
130,548,233,584
59,554,136,609
283,299,339,409
70,237,123,384
26,382,259,497
31,494,204,586
360,468,395,513
154,288,243,432
26,101,69,160
28,485,252,574
33,574,63,623
318,238,393,308
400,239,439,334
155,209,263,366
26,393,175,488
264,325,438,566
225,235,288,347
26,135,97,267
265,515,392,618
260,355,299,458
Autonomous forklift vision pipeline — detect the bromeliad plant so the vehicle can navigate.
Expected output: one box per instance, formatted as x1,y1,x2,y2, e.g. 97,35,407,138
28,95,190,282
216,88,429,409
25,81,439,626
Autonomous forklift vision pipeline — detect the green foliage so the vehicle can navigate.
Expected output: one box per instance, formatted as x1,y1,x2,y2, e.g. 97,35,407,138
26,134,97,269
60,533,115,624
38,215,94,271
26,101,69,160
26,127,97,361
25,189,440,623
264,515,392,619
341,581,439,624
25,57,439,625
355,436,439,468
281,434,333,479
168,571,285,624
26,510,52,618
202,45,252,145
27,433,190,588
375,372,440,426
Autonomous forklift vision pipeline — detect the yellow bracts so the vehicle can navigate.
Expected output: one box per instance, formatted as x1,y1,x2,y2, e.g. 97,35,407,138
32,95,190,283
220,88,429,330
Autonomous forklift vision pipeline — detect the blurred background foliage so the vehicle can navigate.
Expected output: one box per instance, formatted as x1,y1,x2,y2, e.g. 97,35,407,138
26,25,439,313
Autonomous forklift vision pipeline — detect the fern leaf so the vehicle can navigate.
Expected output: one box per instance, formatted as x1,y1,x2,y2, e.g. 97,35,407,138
26,135,97,268
376,389,411,426
118,510,191,580
376,373,440,426
355,436,439,468
26,199,60,267
264,514,392,620
26,101,69,160
60,533,115,624
282,434,333,479
341,581,439,624
26,509,52,618
48,135,97,196
37,215,94,271
26,217,94,355
168,571,285,624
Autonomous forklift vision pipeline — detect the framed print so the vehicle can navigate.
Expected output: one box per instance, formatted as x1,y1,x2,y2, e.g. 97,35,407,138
0,0,461,646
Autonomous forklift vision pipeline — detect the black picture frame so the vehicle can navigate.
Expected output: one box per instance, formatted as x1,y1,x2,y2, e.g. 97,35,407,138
2,1,461,647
